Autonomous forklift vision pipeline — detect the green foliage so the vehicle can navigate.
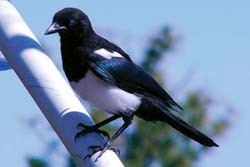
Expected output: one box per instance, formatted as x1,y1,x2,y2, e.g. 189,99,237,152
66,156,77,167
142,26,174,73
27,157,48,167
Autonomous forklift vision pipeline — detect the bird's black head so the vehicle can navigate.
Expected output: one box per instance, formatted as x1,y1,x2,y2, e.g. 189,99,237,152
45,8,94,38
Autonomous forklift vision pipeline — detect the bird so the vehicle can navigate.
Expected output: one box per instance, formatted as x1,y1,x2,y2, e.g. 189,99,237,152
45,7,218,159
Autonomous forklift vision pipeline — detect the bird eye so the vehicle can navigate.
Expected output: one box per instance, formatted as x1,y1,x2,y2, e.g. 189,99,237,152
69,19,77,27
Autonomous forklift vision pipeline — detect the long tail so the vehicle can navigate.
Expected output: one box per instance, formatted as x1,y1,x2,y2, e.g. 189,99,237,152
160,110,219,147
135,100,219,147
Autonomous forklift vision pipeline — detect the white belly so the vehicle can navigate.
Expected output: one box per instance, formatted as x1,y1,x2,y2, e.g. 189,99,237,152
70,71,141,115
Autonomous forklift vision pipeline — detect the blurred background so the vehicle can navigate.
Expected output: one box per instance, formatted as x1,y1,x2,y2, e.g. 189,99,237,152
0,0,249,166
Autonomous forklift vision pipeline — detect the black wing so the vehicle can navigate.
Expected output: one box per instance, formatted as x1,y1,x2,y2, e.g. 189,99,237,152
78,47,182,112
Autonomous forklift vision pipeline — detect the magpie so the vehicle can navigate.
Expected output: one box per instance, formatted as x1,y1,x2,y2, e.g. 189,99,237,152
45,7,218,159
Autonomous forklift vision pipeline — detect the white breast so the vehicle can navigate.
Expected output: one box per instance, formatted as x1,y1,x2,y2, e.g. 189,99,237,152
70,71,141,115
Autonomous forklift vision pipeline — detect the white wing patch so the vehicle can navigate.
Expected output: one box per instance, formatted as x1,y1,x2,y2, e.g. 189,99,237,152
94,48,123,59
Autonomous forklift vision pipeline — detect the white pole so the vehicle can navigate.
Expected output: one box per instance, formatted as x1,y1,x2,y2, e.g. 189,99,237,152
0,1,124,167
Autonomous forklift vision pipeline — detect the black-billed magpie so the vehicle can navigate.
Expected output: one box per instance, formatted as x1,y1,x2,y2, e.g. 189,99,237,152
45,7,218,159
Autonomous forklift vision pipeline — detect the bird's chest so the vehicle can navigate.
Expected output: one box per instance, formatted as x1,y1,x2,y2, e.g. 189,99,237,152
61,42,88,82
70,71,141,115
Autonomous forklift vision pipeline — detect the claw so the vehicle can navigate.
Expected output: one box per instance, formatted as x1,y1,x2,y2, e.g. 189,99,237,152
84,142,120,161
77,123,87,130
75,123,110,142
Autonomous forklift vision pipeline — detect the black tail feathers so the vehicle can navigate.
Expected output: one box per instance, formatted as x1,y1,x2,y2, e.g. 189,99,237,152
160,110,219,147
135,99,219,147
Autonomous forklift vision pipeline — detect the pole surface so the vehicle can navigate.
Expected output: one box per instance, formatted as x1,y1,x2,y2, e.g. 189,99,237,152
0,1,124,166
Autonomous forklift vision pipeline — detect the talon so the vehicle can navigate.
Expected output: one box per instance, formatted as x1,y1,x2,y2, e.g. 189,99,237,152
74,131,83,142
88,145,100,150
77,123,88,130
84,142,120,161
84,145,102,160
75,123,110,143
111,147,120,155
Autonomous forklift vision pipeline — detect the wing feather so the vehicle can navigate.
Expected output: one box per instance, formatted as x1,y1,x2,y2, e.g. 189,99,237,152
78,47,182,112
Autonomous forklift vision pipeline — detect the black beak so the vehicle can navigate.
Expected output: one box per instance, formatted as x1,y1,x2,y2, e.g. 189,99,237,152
44,23,66,35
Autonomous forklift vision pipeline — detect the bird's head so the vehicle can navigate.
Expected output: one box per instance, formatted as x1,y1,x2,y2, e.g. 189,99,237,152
45,8,94,38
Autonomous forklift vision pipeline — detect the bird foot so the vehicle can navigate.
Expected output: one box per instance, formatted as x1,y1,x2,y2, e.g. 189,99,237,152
85,142,120,161
75,123,110,142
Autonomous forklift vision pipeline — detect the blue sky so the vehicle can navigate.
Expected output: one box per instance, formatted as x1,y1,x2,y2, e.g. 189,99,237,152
0,0,249,166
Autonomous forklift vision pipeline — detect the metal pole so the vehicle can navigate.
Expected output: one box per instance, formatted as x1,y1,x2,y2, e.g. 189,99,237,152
0,1,124,166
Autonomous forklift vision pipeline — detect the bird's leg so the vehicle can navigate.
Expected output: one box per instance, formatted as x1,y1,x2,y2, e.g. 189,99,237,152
75,115,121,141
86,116,133,161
